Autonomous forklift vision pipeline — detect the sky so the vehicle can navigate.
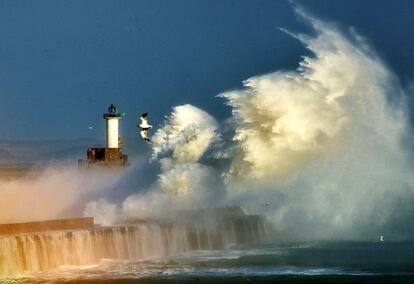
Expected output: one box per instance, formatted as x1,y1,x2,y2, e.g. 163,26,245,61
0,0,413,141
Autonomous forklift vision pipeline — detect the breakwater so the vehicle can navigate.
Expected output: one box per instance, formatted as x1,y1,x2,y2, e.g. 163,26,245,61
0,214,267,276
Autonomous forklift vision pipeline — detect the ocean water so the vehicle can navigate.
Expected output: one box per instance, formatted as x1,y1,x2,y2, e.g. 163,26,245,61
4,240,414,283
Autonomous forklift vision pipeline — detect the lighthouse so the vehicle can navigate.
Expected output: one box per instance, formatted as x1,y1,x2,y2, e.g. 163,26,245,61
78,104,128,168
103,104,122,148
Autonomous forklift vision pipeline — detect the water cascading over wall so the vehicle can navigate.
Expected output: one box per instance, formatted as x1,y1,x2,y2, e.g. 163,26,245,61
0,216,267,276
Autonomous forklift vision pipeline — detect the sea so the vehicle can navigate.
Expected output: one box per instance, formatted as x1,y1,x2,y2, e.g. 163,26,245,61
3,240,414,284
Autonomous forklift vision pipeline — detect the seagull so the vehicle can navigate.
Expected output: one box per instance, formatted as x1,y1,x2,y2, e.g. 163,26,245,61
138,112,152,142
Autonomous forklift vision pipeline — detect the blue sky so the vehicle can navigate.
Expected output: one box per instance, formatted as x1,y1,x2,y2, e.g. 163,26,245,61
0,0,413,140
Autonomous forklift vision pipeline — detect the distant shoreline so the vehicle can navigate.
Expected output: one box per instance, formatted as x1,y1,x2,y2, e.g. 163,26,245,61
0,162,40,180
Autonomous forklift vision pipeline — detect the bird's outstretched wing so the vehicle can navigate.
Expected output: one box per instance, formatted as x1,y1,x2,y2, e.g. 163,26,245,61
140,130,150,142
138,112,152,142
139,112,152,129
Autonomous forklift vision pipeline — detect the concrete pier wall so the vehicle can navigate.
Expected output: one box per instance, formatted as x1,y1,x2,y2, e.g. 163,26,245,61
0,215,268,276
0,217,94,236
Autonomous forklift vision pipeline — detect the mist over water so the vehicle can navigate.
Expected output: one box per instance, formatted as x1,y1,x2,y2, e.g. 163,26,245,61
0,165,124,224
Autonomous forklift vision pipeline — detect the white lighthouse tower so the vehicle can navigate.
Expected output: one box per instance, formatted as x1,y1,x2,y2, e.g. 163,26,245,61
103,104,122,148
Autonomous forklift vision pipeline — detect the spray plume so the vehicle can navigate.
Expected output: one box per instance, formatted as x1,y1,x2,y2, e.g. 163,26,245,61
113,104,221,220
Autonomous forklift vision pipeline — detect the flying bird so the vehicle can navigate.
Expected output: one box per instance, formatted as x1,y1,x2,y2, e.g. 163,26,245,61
138,112,152,142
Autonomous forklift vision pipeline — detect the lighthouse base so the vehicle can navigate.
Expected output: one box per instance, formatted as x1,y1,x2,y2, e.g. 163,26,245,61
78,147,128,168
